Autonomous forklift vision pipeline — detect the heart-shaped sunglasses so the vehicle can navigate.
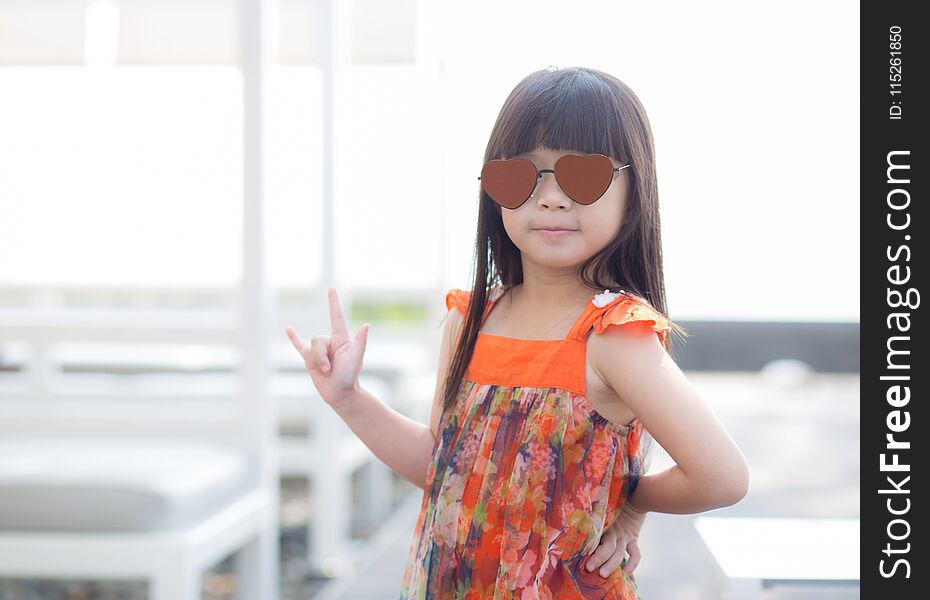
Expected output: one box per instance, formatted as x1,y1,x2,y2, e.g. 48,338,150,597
478,153,631,209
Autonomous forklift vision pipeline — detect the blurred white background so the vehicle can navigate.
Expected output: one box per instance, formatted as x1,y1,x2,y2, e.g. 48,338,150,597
0,1,860,599
0,0,859,321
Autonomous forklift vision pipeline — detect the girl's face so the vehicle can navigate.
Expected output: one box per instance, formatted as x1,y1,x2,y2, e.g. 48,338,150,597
499,146,630,272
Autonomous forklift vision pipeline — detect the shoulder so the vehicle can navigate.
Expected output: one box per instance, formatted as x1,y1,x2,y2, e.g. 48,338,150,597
590,291,672,345
442,289,468,337
588,292,671,377
587,294,675,414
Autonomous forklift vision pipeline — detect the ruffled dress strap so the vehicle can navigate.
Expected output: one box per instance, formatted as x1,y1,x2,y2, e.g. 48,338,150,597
568,288,672,345
444,288,471,315
445,286,505,319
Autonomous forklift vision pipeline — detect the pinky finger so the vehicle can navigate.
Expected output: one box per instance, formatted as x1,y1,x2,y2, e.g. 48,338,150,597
622,540,641,575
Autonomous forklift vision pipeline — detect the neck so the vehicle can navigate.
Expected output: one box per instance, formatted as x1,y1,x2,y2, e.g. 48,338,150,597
508,274,598,312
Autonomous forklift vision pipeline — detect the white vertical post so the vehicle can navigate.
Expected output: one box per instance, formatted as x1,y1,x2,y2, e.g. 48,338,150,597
362,456,392,530
437,0,449,315
150,563,201,600
310,400,353,576
309,0,354,577
240,0,279,598
319,0,352,292
418,0,449,307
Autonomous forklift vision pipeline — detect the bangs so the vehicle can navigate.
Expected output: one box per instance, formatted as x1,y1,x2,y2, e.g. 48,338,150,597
496,69,629,163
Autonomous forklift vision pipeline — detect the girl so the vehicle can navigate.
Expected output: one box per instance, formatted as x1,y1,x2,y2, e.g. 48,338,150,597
287,66,750,598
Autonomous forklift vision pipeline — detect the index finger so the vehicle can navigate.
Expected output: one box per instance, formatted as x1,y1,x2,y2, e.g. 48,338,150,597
285,326,305,354
328,287,350,339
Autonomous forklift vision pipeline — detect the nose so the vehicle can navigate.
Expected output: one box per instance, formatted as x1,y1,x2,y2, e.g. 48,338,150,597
533,171,571,209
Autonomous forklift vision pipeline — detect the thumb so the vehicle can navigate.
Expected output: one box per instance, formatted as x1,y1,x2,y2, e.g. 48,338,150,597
353,323,371,359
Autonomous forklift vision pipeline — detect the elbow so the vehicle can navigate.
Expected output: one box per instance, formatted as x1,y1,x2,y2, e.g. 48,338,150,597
715,461,751,507
695,459,750,509
721,482,749,508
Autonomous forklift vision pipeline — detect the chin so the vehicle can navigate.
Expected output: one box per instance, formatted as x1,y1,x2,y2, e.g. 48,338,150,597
527,252,586,269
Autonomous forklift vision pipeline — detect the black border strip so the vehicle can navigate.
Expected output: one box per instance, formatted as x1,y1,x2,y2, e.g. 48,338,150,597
862,3,926,596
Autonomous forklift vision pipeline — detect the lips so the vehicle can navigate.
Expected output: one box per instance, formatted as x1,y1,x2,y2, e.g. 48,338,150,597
534,228,577,239
535,227,578,231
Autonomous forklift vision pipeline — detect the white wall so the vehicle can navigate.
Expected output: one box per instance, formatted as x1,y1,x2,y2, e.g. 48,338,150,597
0,0,858,322
439,0,859,322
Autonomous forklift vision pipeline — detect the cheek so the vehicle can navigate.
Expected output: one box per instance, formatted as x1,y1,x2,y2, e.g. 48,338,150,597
501,210,530,240
500,213,515,239
582,205,624,244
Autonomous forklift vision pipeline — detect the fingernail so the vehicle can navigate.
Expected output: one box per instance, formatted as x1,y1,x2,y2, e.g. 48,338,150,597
586,563,594,571
600,568,608,577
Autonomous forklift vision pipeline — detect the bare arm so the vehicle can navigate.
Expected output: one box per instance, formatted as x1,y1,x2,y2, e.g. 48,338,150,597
334,386,437,490
323,305,464,490
287,288,465,491
589,327,751,514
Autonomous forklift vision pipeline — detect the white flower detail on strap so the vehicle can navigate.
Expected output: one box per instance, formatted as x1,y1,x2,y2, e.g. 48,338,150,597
489,286,506,302
592,289,627,308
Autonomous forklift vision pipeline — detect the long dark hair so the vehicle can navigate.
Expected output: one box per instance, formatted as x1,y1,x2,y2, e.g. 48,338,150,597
441,66,687,415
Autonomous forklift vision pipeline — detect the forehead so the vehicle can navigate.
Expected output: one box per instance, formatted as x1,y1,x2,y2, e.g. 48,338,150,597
515,148,560,158
514,147,601,158
511,148,618,166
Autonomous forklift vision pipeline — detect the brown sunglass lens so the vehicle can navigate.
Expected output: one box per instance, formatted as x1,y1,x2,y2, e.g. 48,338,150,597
555,154,615,205
480,158,537,209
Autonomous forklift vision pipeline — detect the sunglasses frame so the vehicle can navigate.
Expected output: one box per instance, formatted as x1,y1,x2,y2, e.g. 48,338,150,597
477,153,632,209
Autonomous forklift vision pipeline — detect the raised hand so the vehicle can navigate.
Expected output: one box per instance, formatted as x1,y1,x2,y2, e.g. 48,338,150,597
285,287,371,410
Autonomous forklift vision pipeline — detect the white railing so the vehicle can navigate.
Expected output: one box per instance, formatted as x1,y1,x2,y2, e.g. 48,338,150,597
0,301,438,580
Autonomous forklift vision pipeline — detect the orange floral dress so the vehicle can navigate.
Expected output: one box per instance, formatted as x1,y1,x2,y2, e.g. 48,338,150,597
399,286,672,599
